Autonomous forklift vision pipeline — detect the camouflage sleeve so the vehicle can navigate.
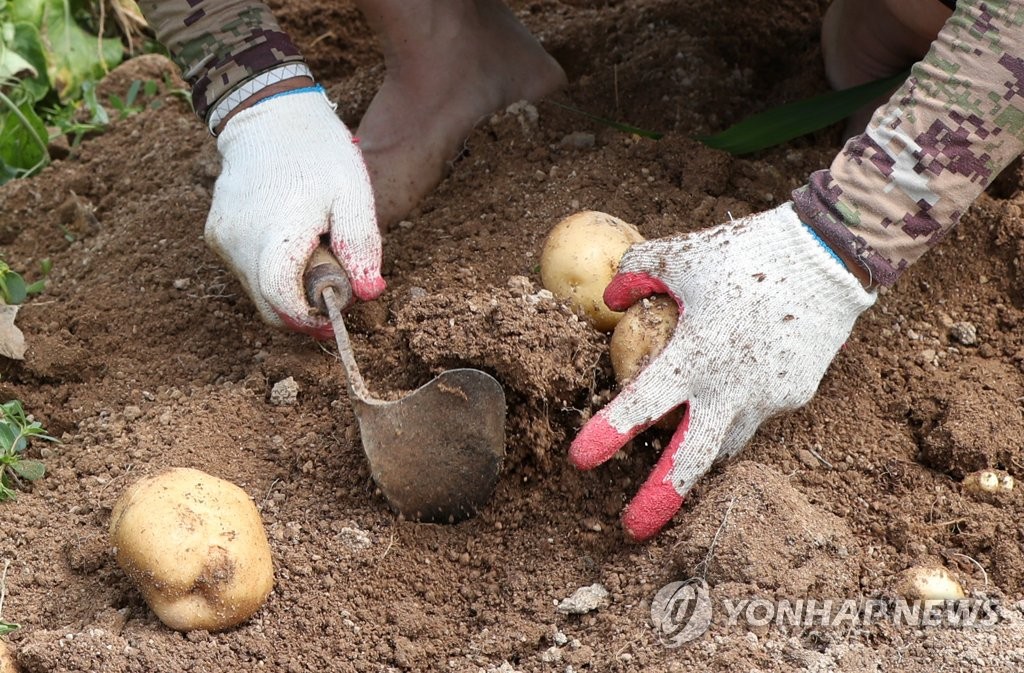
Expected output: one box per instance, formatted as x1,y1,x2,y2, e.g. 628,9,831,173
137,0,306,126
793,0,1024,286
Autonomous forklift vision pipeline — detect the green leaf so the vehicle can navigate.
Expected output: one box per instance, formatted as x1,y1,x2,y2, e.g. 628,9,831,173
1,22,51,102
1,400,28,427
0,96,47,183
36,0,124,100
0,162,17,183
0,620,19,636
81,80,108,125
0,423,17,454
11,458,44,480
1,270,26,304
124,78,141,107
8,0,46,25
545,99,663,140
1,23,38,79
697,70,910,155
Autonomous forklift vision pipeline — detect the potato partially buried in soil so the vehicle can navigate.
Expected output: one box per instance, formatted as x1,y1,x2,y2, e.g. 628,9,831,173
109,467,274,632
895,566,965,608
540,210,645,332
962,468,1014,502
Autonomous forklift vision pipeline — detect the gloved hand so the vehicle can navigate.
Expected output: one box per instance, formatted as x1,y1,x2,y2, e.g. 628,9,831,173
205,88,385,339
569,202,876,541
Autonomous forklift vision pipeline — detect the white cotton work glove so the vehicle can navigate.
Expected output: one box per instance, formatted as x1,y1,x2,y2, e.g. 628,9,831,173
569,202,876,541
205,88,385,339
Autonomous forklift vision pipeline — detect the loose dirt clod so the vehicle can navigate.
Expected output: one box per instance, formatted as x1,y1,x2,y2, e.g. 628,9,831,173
395,287,602,464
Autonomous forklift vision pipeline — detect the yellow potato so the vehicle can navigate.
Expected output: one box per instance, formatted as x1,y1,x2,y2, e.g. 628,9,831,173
109,467,274,632
895,566,965,608
540,211,645,332
610,295,679,385
610,295,682,430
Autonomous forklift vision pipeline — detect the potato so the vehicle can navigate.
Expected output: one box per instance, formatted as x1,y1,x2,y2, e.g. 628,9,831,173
0,641,17,673
540,211,645,331
109,467,274,632
963,469,1014,501
896,566,965,608
610,295,679,385
610,295,682,430
962,469,1011,495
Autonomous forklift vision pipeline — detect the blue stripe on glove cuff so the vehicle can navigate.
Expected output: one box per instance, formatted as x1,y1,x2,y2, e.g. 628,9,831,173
802,222,849,270
252,84,327,107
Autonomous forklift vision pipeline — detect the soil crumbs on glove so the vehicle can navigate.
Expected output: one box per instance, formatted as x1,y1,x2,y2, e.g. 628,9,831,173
3,0,1024,672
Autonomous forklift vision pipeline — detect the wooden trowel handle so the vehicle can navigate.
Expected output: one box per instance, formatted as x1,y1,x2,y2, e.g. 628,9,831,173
304,247,353,314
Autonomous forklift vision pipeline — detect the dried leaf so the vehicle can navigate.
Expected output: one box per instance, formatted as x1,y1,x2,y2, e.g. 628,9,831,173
0,304,26,360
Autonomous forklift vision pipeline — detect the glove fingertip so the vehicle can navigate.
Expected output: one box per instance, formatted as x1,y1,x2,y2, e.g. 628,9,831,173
604,272,670,312
569,413,630,470
351,273,387,301
622,482,684,542
621,417,690,541
330,240,385,301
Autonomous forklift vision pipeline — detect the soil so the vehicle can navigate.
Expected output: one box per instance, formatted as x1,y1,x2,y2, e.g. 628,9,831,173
2,0,1024,671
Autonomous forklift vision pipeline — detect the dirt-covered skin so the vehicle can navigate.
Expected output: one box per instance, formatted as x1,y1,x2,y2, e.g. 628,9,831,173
2,1,1024,671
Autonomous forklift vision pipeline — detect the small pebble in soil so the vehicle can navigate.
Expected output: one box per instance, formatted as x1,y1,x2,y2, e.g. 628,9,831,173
338,526,372,551
526,288,555,305
270,377,299,406
507,275,534,297
949,321,978,346
557,583,609,614
560,131,596,149
172,278,190,290
123,405,143,421
487,663,522,673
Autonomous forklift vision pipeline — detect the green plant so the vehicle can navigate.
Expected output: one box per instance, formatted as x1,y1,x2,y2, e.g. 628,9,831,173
0,258,49,305
547,70,910,155
0,400,55,501
698,70,910,154
1,0,129,182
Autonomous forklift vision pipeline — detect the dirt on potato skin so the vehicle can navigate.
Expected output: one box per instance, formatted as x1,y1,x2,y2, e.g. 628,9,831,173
2,0,1024,671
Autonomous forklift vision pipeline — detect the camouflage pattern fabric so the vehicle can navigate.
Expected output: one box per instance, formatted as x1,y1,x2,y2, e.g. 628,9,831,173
793,0,1024,286
138,0,304,124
